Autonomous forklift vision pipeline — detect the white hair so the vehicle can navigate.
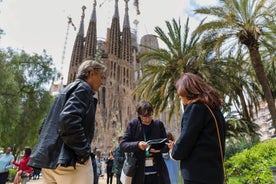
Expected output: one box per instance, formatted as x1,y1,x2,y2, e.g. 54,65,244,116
76,60,106,80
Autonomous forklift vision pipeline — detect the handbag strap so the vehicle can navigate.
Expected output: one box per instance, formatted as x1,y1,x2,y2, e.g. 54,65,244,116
205,104,226,183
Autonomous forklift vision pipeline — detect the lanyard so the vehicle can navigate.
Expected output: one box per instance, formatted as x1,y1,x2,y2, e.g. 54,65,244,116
143,128,150,156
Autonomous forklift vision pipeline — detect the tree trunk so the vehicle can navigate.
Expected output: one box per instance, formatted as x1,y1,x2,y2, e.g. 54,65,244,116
248,44,276,129
238,86,250,121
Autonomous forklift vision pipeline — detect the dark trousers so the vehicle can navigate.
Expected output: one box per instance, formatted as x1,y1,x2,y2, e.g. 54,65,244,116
144,173,158,184
116,173,122,184
91,156,98,184
106,173,113,184
0,171,9,184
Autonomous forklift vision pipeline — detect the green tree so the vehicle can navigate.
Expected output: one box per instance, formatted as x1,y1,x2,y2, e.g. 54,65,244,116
135,18,205,119
135,18,260,140
194,0,276,127
0,48,55,154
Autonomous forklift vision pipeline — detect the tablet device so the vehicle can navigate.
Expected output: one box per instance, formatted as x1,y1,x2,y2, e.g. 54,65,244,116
146,138,168,150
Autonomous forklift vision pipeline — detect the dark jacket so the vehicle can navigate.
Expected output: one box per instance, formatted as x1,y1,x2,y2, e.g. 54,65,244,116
28,79,97,169
171,102,226,184
106,159,114,174
120,118,170,184
113,145,125,175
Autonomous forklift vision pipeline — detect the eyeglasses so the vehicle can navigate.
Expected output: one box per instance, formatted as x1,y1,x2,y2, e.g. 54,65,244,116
140,113,153,119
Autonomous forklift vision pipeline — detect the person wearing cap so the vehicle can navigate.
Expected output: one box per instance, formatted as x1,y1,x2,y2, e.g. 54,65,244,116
28,60,106,184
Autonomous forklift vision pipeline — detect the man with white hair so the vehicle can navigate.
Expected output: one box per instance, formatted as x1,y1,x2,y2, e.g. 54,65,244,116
28,60,106,184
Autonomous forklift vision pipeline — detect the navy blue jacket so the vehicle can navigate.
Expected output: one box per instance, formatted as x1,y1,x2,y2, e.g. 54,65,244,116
28,79,97,169
120,118,171,184
171,102,226,184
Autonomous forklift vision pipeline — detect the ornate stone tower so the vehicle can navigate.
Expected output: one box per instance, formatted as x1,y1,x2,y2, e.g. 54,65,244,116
67,6,86,84
67,0,138,151
83,1,97,60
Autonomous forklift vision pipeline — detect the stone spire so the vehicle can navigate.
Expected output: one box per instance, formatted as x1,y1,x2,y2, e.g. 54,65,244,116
108,0,121,58
67,6,86,84
83,0,97,60
121,0,131,62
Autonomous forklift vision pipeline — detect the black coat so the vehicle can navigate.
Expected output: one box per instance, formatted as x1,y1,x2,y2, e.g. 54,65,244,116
28,79,97,169
120,118,171,184
171,102,226,184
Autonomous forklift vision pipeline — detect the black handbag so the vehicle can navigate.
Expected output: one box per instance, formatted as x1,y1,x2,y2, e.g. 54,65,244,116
122,152,137,177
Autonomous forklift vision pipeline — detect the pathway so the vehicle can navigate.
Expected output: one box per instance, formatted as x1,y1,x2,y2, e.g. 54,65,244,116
7,174,116,184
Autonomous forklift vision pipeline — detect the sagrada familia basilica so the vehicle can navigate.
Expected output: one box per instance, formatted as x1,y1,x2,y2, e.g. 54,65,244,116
50,0,181,152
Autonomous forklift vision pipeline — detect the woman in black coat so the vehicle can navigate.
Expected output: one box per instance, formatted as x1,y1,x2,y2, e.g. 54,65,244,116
120,100,171,184
170,73,226,184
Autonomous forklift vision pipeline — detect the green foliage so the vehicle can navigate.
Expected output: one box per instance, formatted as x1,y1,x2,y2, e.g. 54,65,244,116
194,0,276,129
225,139,276,184
135,18,207,120
224,111,260,143
0,48,55,153
228,176,245,184
225,135,260,160
8,168,17,182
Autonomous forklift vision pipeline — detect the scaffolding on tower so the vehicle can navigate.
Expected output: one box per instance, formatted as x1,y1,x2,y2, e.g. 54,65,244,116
50,16,76,96
60,16,76,82
133,0,140,15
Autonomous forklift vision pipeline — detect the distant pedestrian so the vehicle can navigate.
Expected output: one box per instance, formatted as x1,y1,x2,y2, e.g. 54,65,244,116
106,151,114,184
31,167,41,180
12,147,32,184
113,136,125,184
0,147,14,184
91,147,98,184
163,132,179,184
95,149,102,184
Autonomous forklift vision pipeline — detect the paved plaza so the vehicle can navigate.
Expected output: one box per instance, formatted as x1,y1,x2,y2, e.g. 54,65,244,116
7,174,116,184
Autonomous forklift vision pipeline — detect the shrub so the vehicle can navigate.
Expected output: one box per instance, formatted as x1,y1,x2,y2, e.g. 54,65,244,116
225,135,259,160
8,168,17,182
225,139,276,183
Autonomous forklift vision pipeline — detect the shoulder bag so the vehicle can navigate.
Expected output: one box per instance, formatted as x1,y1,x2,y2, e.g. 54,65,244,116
120,152,137,184
205,104,227,184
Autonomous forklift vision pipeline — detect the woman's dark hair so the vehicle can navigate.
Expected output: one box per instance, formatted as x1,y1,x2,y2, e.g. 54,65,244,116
176,72,222,109
136,100,153,116
24,147,32,157
167,132,175,141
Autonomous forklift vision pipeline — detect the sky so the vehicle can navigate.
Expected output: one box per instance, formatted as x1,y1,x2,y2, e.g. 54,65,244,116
0,0,217,83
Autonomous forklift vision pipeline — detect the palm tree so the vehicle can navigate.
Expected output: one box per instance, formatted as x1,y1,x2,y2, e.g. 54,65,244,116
218,49,262,121
134,18,205,119
134,17,260,139
194,0,276,127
